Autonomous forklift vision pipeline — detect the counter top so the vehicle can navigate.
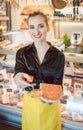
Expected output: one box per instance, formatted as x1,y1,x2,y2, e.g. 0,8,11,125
65,45,83,54
0,104,21,128
0,47,16,56
0,45,83,64
64,52,83,63
64,45,83,63
0,104,83,130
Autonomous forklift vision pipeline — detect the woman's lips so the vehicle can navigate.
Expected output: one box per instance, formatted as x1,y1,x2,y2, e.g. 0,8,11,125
34,34,42,38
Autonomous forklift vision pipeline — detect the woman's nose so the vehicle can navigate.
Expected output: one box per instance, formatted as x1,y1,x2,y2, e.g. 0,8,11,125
34,28,40,34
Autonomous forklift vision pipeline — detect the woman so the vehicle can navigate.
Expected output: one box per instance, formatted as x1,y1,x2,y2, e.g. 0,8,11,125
14,11,65,130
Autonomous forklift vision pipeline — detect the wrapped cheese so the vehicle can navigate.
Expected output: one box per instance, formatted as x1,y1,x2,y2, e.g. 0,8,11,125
2,94,10,104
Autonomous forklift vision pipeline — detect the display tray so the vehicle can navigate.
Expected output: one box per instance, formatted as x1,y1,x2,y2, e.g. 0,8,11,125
62,116,83,125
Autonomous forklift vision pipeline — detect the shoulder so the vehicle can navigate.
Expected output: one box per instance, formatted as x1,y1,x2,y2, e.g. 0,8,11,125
50,46,65,68
50,45,65,64
16,43,34,56
51,45,64,57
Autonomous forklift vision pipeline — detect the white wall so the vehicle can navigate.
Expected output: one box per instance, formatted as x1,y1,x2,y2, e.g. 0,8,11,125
55,22,83,39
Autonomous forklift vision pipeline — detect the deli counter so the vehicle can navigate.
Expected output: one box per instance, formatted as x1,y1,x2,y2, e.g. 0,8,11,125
0,63,83,130
0,100,83,130
0,32,83,130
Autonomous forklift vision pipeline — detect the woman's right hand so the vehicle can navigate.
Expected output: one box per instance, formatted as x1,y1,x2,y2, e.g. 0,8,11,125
14,72,36,89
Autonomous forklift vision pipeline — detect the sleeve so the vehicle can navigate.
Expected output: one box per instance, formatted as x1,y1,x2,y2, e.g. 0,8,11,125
14,48,28,76
53,53,65,86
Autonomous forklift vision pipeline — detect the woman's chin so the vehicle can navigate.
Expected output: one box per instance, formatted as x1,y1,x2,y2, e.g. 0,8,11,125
34,39,44,43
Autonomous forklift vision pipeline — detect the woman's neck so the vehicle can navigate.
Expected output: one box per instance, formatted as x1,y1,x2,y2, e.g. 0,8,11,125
34,41,50,64
34,41,50,52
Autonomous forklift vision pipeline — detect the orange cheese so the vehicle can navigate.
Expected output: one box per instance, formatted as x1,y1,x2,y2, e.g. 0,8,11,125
40,83,62,100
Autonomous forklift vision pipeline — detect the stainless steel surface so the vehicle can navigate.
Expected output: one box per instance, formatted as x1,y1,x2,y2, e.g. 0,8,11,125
65,45,83,54
62,119,83,130
0,104,83,130
64,45,83,63
0,104,22,128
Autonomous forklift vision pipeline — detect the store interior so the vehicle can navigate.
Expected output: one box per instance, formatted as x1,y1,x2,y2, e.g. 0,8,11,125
0,0,83,130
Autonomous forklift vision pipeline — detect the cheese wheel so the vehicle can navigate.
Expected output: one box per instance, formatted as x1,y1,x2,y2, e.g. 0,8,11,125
40,83,62,100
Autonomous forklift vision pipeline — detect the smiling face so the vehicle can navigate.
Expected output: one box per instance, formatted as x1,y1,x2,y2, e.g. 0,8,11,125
28,14,49,43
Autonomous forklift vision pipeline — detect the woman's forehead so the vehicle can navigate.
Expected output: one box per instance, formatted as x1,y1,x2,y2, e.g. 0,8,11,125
28,15,46,24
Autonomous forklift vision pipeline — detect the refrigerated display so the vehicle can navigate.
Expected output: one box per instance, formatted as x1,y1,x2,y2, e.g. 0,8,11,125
0,36,83,130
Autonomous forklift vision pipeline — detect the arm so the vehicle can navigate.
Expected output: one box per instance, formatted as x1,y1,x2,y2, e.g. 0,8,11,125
14,48,36,88
14,72,35,89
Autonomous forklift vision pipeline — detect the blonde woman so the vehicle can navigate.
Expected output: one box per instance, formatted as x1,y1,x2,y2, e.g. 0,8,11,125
14,11,65,130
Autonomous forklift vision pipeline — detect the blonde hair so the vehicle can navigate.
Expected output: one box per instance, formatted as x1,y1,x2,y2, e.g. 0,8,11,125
28,11,49,26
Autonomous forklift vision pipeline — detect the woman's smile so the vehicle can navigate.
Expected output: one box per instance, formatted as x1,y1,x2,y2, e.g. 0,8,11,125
33,33,42,39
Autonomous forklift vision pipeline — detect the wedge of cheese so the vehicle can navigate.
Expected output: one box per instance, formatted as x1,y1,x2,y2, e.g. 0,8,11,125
40,83,62,100
28,89,43,98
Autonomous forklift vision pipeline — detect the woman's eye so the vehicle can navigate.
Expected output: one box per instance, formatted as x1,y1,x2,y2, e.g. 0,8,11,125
40,25,44,28
29,26,34,29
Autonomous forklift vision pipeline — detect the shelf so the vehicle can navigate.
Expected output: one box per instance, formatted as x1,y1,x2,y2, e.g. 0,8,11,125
0,16,9,21
52,19,83,23
50,18,83,39
66,3,83,7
